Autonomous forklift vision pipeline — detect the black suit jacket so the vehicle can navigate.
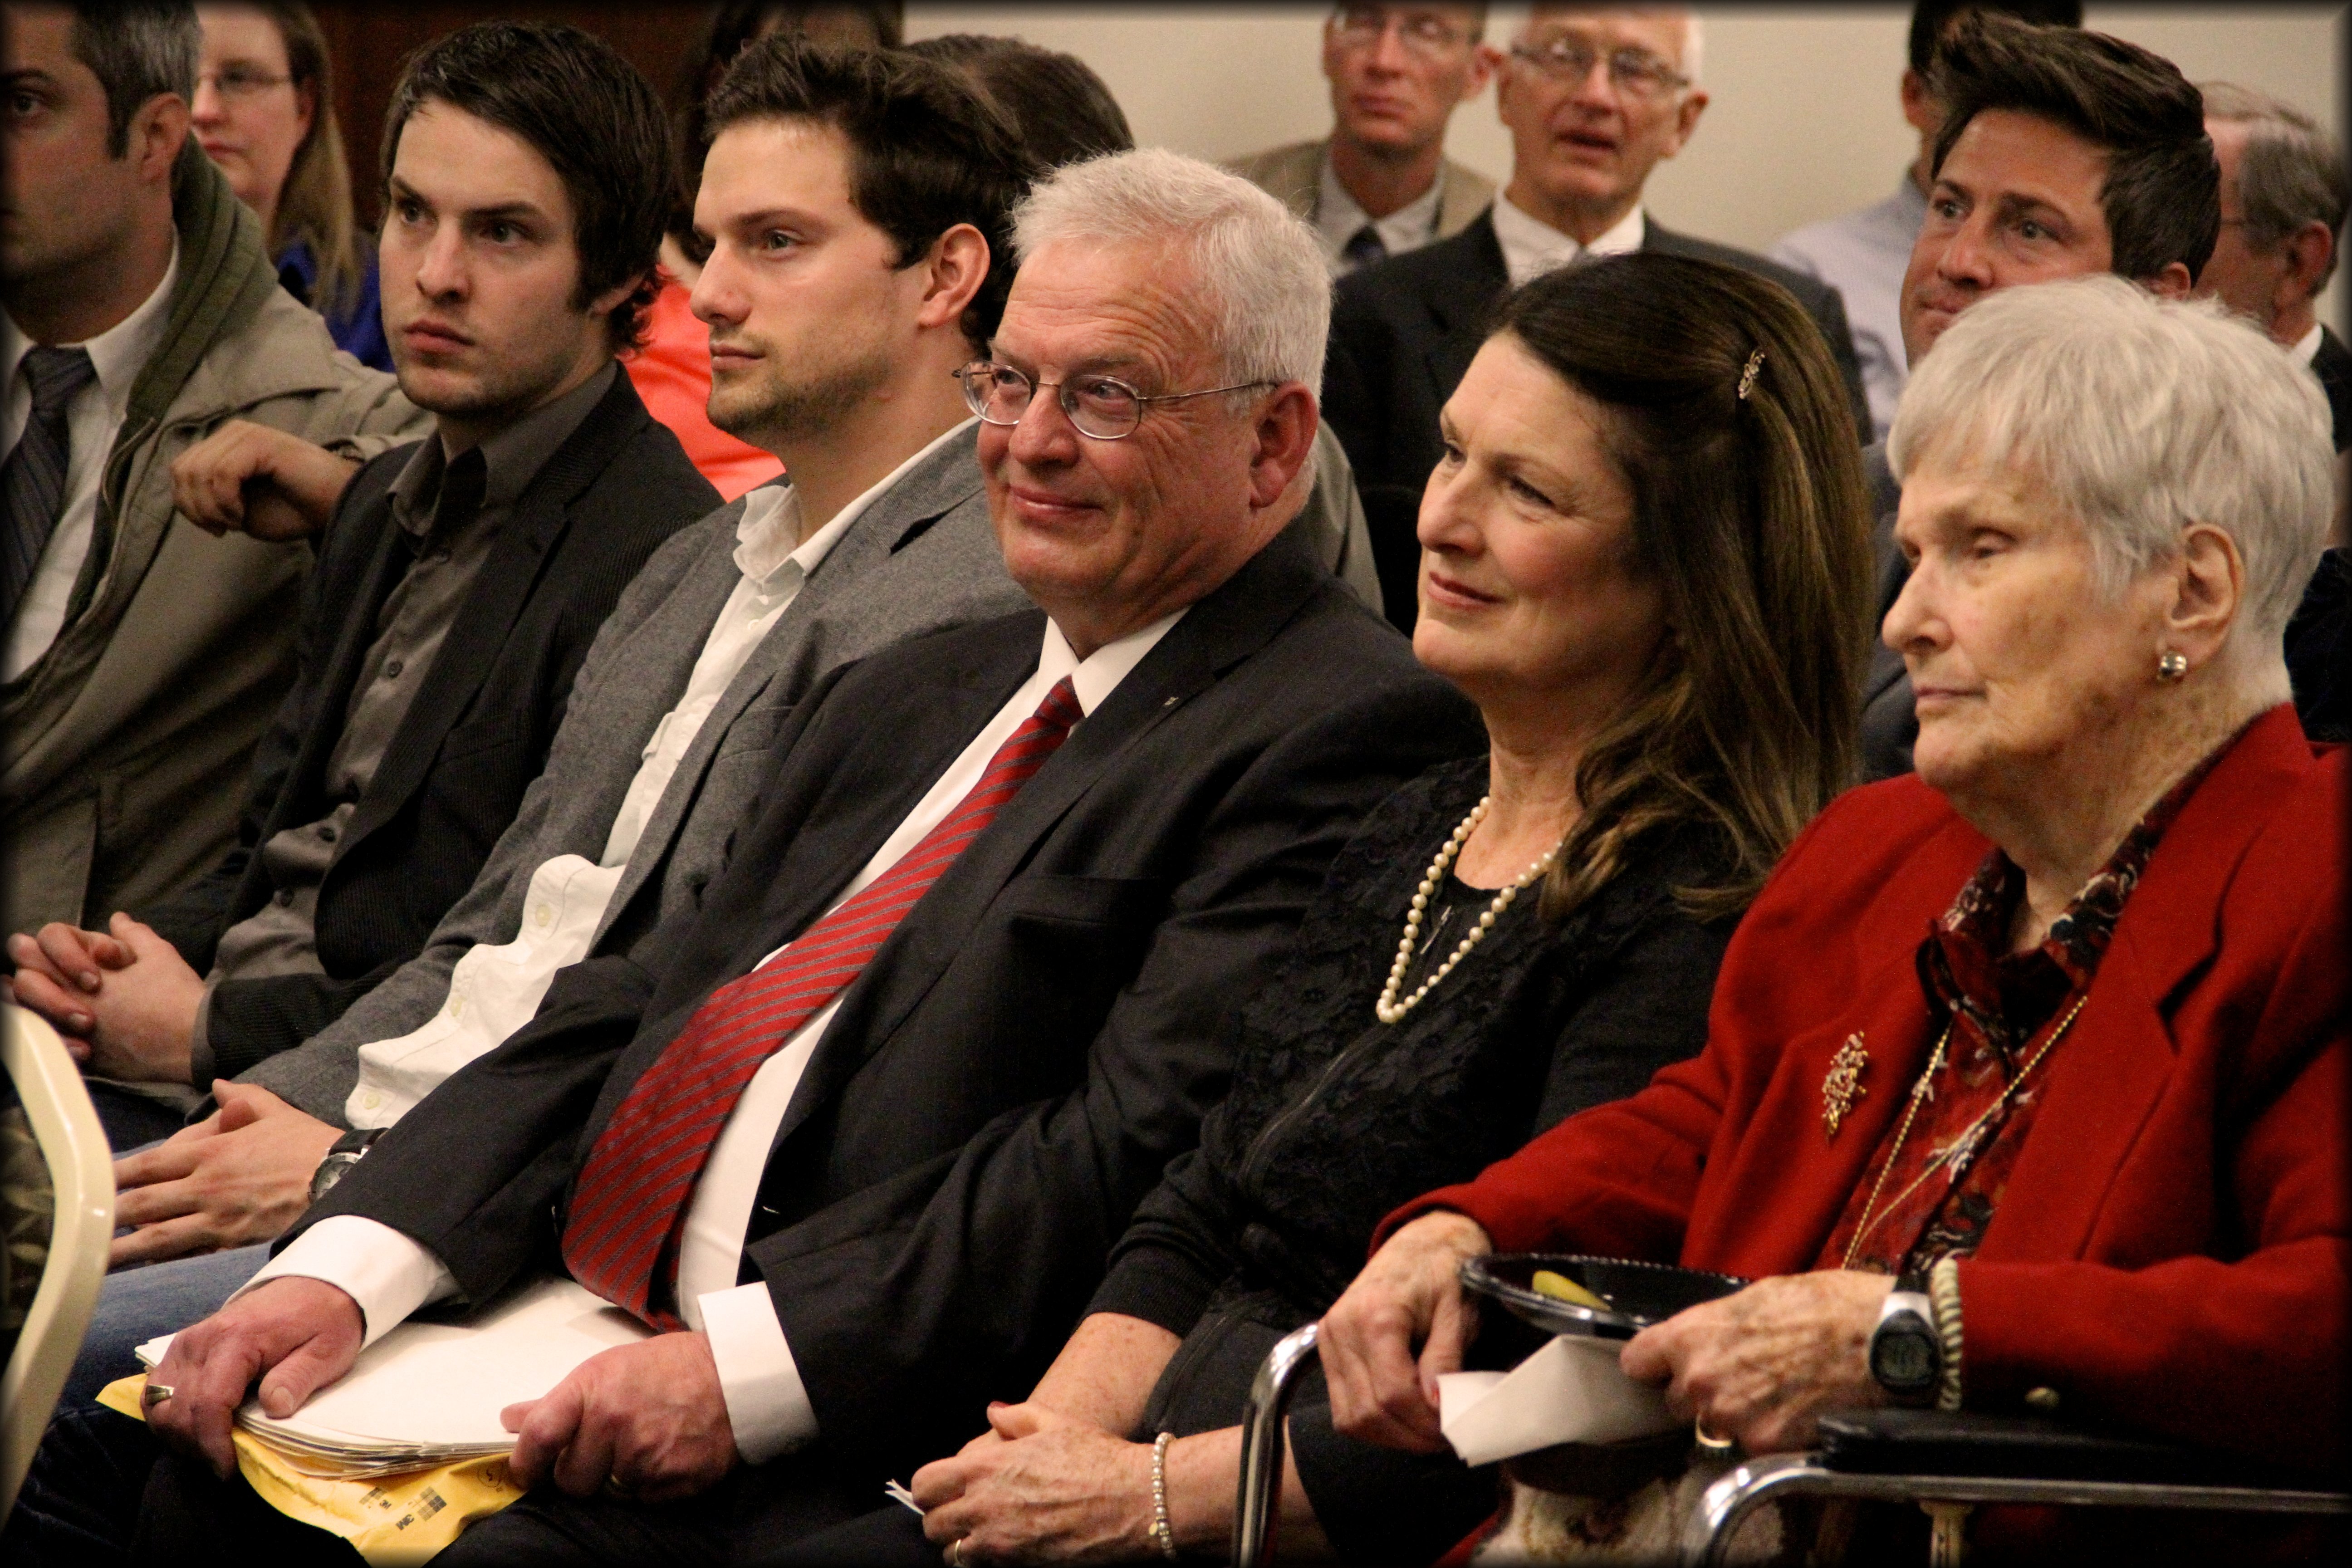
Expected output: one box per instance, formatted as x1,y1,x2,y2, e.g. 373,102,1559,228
2313,323,2351,453
144,371,716,1077
296,529,1484,1476
1323,210,1872,628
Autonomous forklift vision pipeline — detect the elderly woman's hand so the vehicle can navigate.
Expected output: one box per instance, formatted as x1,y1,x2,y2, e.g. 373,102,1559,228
1319,1210,1491,1453
1620,1270,1894,1454
913,1401,1156,1564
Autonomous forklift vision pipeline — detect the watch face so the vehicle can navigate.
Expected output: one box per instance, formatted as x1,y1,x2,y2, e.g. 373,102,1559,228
1873,1323,1938,1391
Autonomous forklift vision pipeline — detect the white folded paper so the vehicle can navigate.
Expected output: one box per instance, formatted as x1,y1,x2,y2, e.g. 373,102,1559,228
138,1276,649,1477
1437,1334,1679,1466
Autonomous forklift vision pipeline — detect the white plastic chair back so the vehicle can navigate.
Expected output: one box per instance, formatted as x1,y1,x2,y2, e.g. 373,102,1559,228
0,1004,115,1515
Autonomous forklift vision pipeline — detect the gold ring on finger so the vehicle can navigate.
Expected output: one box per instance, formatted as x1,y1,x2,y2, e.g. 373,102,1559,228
1693,1417,1737,1454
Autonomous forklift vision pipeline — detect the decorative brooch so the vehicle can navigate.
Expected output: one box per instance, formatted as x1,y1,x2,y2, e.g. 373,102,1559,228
1822,1032,1869,1139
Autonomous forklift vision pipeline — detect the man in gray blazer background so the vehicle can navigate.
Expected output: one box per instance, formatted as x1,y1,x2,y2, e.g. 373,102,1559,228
1229,4,1497,276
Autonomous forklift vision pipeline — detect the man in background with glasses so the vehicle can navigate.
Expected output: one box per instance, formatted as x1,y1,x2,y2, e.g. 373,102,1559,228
115,148,1479,1564
1323,4,1871,629
1229,4,1497,276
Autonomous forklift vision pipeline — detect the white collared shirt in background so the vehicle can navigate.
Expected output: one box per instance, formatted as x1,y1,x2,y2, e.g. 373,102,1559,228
248,601,1185,1465
342,419,975,1129
1,241,181,681
1490,194,1646,289
2291,321,2323,368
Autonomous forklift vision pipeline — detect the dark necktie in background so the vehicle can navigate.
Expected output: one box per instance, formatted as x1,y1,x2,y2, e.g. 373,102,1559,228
561,675,1086,1329
1,346,98,632
1342,223,1389,272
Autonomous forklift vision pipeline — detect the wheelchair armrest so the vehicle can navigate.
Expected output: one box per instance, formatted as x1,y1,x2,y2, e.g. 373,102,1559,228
1816,1408,2323,1490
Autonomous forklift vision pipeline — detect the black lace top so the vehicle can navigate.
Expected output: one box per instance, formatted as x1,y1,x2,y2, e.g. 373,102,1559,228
1089,755,1739,1333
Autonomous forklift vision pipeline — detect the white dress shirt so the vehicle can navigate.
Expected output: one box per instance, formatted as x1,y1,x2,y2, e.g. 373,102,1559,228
340,419,976,1129
245,602,1184,1465
1489,193,1645,289
2291,321,2324,368
1313,150,1448,275
1,242,180,680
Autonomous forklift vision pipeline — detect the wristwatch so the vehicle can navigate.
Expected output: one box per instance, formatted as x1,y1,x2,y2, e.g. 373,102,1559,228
1868,1280,1944,1405
308,1127,383,1204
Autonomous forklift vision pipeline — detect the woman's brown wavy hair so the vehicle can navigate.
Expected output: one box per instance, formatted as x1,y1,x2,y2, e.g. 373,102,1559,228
253,2,363,318
1486,252,1873,922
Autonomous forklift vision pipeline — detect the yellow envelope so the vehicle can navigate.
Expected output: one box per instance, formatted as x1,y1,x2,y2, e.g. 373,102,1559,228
98,1373,525,1567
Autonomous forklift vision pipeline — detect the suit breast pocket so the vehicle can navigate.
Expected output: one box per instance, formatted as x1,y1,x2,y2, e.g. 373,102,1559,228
711,698,795,763
989,874,1170,1065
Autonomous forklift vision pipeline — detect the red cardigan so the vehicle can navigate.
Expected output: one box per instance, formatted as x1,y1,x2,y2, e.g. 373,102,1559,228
1381,706,2347,1475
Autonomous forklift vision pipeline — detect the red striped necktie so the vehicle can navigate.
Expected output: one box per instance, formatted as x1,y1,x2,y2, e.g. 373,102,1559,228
561,675,1084,1328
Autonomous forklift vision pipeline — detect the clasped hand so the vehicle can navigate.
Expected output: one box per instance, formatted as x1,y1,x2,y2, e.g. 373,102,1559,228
5,911,202,1083
1319,1211,1895,1456
109,1082,342,1266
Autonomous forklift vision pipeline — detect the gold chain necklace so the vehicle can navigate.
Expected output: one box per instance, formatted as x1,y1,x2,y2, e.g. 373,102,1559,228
1840,991,2091,1269
1374,797,1557,1026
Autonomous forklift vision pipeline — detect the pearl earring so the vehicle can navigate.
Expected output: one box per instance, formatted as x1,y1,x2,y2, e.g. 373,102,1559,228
2156,651,2189,682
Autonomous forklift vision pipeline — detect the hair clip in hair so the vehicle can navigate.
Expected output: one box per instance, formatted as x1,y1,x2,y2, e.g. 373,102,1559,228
1736,348,1766,402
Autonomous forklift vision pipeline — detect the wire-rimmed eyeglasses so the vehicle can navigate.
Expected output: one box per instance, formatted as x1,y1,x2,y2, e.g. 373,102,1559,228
955,362,1274,441
1508,36,1689,98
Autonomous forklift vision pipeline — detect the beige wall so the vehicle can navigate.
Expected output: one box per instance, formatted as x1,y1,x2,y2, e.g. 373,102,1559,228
905,4,2347,324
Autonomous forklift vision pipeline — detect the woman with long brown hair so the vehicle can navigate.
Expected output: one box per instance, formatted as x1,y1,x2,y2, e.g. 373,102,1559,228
772,250,1874,1565
190,2,386,368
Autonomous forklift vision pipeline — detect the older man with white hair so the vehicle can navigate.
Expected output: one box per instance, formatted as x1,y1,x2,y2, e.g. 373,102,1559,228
1322,3,1872,627
54,149,1484,1565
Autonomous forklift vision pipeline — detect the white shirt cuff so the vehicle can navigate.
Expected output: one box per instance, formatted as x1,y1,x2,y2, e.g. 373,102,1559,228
697,1281,818,1464
235,1215,459,1347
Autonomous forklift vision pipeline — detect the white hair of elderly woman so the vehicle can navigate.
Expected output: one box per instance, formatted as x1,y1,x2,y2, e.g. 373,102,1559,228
1888,274,2334,691
1008,147,1331,394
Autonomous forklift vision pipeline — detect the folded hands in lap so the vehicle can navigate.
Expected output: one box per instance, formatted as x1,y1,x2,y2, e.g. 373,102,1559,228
5,913,202,1082
109,1082,342,1266
913,1402,1156,1565
1321,1210,1894,1457
500,1332,740,1503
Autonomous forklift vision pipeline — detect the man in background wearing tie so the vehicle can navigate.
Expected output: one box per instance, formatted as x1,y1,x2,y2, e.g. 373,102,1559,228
1229,4,1497,277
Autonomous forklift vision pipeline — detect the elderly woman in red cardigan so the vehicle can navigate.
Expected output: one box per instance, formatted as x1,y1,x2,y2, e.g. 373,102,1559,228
1320,275,2347,1559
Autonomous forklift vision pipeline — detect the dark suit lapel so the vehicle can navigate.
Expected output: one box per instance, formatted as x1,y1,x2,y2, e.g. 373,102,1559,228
768,531,1331,1148
342,371,645,854
1421,213,1508,407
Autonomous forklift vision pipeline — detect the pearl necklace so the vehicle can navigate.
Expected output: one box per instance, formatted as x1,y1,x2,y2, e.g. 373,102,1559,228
1376,797,1557,1025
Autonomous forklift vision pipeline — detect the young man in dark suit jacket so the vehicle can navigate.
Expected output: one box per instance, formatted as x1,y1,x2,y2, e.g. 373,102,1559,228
1322,5,1872,628
93,148,1483,1567
4,24,715,1146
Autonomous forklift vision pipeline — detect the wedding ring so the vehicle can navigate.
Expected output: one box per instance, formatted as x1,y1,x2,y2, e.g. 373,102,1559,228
142,1382,176,1411
946,1537,966,1567
1693,1417,1737,1454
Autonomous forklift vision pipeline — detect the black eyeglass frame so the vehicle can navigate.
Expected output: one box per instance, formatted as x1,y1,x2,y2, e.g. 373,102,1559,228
954,362,1277,441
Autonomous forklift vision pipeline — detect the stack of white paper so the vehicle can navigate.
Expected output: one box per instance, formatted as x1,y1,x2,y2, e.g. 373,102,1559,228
1437,1334,1680,1466
138,1277,649,1479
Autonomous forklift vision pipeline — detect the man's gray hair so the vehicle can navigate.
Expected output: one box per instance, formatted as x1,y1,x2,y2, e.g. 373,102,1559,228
1889,274,2332,693
1009,147,1331,392
2201,80,2348,296
69,0,200,158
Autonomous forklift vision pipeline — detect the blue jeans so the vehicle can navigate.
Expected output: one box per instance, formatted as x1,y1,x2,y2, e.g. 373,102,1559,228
59,1244,270,1412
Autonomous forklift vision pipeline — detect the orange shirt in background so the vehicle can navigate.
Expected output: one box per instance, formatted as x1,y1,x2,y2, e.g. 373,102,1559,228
623,272,786,502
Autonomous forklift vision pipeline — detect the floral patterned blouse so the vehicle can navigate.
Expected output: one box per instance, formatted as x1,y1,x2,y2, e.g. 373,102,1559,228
1818,744,2232,1278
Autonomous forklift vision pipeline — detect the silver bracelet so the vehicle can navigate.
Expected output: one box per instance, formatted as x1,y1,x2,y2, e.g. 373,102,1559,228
1929,1256,1965,1413
1150,1430,1179,1561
